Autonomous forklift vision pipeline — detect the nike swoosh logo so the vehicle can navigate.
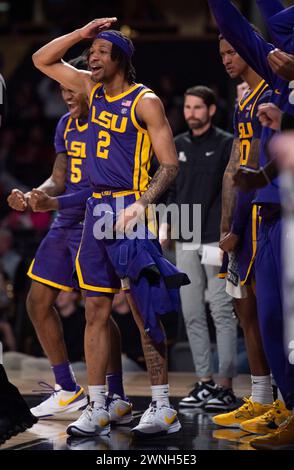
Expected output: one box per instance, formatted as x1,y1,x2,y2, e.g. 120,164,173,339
58,387,84,407
164,413,177,425
115,405,132,417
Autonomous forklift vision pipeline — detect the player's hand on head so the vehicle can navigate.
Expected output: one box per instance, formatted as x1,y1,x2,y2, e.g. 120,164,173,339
78,17,117,39
7,189,27,211
267,49,294,82
28,189,58,212
257,103,282,131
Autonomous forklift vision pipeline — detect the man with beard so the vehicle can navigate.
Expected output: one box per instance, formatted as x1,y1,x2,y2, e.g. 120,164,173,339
161,86,237,411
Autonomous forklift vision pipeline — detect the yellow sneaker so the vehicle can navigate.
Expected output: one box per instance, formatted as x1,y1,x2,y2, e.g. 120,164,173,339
240,400,292,435
250,415,294,450
212,397,272,428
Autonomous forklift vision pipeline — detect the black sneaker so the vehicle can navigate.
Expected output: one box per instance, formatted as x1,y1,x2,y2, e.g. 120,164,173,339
0,370,38,445
204,387,237,412
179,381,219,408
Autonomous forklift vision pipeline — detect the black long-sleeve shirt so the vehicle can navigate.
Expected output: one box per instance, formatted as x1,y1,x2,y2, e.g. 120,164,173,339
166,126,233,244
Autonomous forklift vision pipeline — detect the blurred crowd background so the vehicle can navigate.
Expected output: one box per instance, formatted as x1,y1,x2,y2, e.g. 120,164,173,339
0,0,292,371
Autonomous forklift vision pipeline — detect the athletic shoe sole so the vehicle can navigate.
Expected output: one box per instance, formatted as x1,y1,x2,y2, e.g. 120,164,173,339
67,424,111,437
132,421,181,438
179,401,206,408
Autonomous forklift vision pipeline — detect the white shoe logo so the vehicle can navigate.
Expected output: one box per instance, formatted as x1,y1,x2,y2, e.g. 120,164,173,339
179,151,187,162
205,151,215,157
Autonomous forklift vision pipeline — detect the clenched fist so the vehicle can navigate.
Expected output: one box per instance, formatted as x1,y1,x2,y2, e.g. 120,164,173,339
28,189,58,212
7,189,29,211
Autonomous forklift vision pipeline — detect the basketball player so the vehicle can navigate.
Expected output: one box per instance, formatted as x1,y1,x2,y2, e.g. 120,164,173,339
8,56,133,426
31,18,189,438
207,0,294,450
213,36,281,429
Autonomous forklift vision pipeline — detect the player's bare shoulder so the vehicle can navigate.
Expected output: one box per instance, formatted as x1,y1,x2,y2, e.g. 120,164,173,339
136,91,165,121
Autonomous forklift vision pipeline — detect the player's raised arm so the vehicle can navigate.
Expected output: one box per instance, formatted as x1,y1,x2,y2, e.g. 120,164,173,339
256,0,284,19
136,93,179,207
256,2,294,53
207,0,275,87
32,17,117,94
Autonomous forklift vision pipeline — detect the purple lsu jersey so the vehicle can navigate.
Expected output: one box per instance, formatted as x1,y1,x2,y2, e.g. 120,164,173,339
52,112,89,227
233,80,271,284
234,79,271,165
86,83,153,191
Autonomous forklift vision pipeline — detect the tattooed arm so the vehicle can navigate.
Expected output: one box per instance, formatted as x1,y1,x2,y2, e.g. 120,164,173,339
137,93,179,206
221,139,261,252
37,152,68,196
115,93,179,233
7,152,67,211
220,138,240,238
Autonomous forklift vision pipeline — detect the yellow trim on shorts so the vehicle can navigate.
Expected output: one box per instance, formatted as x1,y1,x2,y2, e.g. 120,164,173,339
27,260,74,292
240,204,258,286
218,273,227,279
92,190,143,199
75,247,120,293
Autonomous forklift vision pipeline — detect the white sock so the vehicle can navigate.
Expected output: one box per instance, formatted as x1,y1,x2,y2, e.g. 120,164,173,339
251,375,273,404
151,384,170,407
88,385,106,408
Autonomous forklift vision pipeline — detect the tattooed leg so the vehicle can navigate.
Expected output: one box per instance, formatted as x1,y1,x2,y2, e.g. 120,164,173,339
126,292,168,385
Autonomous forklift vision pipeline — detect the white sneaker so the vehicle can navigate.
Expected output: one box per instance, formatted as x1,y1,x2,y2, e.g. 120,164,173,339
30,383,88,420
132,402,181,437
106,393,133,425
66,404,111,436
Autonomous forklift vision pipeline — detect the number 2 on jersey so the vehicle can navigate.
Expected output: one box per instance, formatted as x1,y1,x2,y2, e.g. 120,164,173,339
97,130,111,159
